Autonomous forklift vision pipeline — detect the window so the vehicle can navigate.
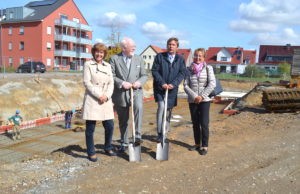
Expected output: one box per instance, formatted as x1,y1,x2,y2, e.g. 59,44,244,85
9,12,13,19
47,58,51,67
8,42,12,50
8,27,12,35
73,18,79,23
9,57,13,67
62,59,67,67
149,55,151,59
20,57,24,65
143,56,146,59
221,57,227,61
86,48,89,53
20,26,24,35
60,14,68,19
20,42,24,50
47,42,52,50
47,26,51,35
237,56,241,60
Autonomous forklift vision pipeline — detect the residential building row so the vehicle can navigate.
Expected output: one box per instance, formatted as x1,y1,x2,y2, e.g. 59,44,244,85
0,0,298,73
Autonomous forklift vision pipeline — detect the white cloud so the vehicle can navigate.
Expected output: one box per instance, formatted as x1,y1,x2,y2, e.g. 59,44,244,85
249,28,300,45
98,12,136,28
94,38,104,43
230,0,300,33
141,22,189,47
229,20,277,32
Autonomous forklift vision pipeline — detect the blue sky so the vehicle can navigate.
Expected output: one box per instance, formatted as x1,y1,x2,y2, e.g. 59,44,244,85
2,0,300,54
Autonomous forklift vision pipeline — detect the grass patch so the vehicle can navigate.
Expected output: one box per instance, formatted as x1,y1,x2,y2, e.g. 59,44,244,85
216,73,290,82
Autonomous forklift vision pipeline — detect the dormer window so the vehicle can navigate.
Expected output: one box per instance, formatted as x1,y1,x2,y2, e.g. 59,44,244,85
221,57,227,61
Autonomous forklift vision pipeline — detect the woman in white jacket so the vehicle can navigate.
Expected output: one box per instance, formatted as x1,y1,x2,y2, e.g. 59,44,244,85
82,43,116,162
184,48,216,155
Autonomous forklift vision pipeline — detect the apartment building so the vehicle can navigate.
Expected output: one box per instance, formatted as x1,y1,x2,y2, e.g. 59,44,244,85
0,0,92,71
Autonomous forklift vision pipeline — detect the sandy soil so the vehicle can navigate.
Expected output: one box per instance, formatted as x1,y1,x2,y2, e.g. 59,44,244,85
0,97,299,193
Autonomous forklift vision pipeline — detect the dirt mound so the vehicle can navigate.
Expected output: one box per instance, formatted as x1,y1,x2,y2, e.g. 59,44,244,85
0,74,84,121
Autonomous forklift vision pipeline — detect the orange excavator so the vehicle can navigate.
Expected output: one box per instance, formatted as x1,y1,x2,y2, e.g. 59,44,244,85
262,49,300,112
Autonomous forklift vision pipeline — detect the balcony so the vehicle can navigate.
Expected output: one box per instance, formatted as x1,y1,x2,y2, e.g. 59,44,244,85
54,50,92,59
54,50,77,57
55,18,92,32
54,34,92,45
78,52,92,59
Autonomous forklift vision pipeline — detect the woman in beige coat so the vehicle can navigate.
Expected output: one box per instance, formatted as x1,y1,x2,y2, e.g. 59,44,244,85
82,43,116,162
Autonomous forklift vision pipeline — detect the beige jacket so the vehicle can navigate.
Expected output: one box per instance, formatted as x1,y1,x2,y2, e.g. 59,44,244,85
82,60,114,120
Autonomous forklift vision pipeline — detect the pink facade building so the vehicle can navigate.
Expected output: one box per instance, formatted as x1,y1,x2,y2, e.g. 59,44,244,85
0,0,92,71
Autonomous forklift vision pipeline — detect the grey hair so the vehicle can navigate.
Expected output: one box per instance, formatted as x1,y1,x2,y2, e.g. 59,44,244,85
120,37,135,48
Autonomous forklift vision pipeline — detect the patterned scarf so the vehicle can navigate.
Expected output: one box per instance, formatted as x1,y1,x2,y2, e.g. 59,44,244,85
191,62,205,77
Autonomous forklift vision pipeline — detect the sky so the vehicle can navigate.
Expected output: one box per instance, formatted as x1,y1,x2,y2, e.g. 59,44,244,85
1,0,300,54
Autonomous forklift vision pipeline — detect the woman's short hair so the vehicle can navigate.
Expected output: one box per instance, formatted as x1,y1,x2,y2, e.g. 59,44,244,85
167,37,179,47
91,43,107,59
194,48,206,58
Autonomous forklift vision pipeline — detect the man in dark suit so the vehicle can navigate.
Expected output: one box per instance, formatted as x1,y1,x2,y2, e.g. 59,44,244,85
152,37,186,142
110,37,148,152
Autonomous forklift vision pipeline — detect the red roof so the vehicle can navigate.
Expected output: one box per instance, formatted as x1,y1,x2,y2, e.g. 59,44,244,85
258,44,300,64
149,45,192,63
206,47,256,65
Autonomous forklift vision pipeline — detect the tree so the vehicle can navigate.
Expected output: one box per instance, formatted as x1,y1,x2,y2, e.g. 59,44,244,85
105,46,122,62
278,62,291,74
243,65,266,78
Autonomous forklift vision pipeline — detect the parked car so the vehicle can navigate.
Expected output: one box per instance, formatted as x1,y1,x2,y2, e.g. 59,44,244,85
17,62,46,73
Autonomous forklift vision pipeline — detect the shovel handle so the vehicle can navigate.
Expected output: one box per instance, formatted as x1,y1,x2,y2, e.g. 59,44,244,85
130,88,136,142
162,89,168,141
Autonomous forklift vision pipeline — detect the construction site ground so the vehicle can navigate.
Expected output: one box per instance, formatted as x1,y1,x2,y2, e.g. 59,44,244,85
0,99,299,193
0,74,299,193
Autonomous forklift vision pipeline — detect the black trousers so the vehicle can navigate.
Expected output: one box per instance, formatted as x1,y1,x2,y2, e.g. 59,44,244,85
189,102,210,147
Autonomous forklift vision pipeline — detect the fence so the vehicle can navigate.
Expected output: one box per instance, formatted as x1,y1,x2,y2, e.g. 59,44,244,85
0,113,66,134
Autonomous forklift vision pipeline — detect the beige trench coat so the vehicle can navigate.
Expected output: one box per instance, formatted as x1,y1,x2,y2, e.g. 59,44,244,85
82,60,114,121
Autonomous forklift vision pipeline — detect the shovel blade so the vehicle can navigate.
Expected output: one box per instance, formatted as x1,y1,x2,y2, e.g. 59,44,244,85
156,142,169,160
128,143,141,162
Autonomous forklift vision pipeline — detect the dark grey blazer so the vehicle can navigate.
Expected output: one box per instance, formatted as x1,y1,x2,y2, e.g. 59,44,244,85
109,53,148,107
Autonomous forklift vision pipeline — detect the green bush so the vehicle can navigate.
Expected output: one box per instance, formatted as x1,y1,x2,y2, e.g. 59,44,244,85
0,67,16,73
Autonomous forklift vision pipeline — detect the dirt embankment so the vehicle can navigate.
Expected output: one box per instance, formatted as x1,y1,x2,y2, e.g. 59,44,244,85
0,74,256,122
0,74,84,121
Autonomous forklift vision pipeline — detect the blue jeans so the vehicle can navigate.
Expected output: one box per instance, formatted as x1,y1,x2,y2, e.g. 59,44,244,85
85,119,114,157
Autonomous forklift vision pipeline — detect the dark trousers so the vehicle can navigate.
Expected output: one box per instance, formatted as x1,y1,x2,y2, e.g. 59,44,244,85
85,119,114,157
189,102,210,147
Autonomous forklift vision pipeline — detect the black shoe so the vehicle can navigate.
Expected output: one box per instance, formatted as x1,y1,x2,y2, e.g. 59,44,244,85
118,146,127,153
155,135,162,143
199,149,208,155
135,138,143,145
87,155,98,162
188,145,200,151
105,150,117,156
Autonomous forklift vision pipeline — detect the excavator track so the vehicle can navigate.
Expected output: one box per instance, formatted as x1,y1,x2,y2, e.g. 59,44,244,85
262,88,300,112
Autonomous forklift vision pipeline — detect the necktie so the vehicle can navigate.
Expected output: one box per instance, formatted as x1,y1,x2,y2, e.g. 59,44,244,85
169,55,174,63
126,57,131,69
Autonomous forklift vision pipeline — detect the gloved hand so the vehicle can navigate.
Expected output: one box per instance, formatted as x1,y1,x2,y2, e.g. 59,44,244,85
122,82,132,89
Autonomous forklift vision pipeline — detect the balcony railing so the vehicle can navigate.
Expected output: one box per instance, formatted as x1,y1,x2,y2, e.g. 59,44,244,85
54,50,92,59
55,18,93,32
54,34,92,45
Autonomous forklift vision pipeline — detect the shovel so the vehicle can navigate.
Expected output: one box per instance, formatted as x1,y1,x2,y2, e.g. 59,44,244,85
156,89,169,160
128,88,141,162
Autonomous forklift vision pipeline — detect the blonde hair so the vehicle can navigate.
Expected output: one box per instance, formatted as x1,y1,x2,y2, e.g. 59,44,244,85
194,48,206,58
